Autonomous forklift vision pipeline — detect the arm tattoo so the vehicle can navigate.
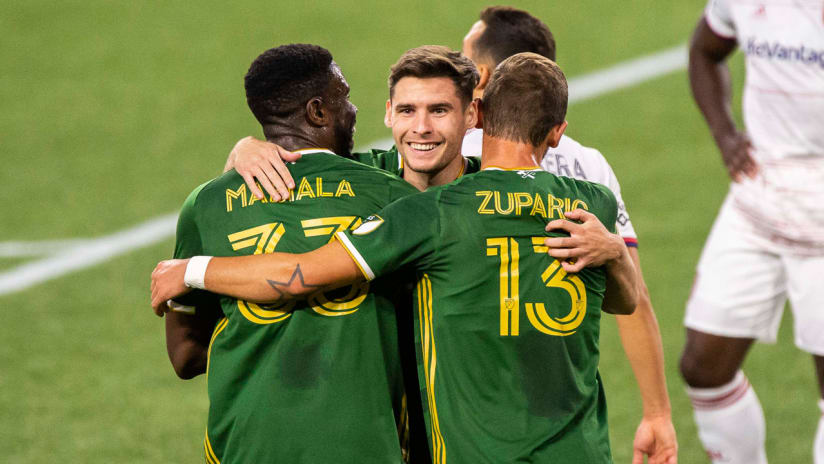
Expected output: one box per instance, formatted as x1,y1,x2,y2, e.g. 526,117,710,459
266,264,322,299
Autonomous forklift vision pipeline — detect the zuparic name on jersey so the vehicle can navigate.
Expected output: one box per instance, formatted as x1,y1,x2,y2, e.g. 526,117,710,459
225,177,356,212
476,190,589,218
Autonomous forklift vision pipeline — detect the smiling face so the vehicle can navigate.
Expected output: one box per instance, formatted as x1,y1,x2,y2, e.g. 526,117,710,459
385,76,476,177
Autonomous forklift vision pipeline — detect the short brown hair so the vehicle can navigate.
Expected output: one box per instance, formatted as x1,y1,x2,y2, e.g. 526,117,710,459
475,6,556,65
388,45,479,107
482,53,567,146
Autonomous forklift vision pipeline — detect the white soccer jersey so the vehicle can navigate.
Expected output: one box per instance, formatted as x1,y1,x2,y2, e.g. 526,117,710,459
705,0,824,159
462,128,638,245
705,0,824,251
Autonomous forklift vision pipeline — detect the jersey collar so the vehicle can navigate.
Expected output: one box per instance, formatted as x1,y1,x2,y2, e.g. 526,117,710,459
295,148,336,156
482,165,542,171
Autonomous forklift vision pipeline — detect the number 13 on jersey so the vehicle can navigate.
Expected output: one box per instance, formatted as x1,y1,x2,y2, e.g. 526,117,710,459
486,237,587,337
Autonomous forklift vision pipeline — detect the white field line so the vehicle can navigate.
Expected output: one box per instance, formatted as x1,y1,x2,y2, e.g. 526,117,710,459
0,44,687,296
0,214,178,295
568,44,687,104
0,239,95,258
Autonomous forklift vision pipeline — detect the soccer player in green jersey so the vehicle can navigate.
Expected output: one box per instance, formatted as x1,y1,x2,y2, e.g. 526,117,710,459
161,43,425,463
153,53,639,463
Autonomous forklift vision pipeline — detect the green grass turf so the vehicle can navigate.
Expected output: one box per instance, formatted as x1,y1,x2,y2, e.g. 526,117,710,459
4,0,818,462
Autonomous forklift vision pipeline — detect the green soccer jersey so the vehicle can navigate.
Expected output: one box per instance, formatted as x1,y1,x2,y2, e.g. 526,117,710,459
351,146,481,178
173,149,419,464
337,167,619,464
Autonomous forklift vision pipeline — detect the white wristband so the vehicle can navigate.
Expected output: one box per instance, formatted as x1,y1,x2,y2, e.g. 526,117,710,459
184,256,212,290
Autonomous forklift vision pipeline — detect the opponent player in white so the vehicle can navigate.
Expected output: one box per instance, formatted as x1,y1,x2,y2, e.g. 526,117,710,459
221,8,678,463
680,1,824,463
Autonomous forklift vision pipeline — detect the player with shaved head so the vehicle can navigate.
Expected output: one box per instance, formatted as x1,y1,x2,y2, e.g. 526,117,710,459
161,43,425,463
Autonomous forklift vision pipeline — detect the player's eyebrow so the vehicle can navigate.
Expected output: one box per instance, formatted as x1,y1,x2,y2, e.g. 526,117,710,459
428,102,453,112
394,103,416,112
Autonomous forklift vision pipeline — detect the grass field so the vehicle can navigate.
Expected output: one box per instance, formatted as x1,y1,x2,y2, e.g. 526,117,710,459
2,1,819,462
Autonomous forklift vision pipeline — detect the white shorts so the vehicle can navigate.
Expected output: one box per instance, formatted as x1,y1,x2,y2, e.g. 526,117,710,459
685,194,824,355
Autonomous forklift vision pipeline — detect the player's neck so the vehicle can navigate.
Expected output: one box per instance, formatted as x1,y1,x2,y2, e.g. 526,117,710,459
480,134,544,170
263,127,331,154
403,154,465,191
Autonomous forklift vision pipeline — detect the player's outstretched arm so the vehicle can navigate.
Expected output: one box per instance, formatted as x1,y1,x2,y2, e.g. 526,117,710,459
543,209,637,314
617,248,678,464
151,241,363,312
165,302,222,379
689,17,757,182
223,136,302,201
600,240,638,315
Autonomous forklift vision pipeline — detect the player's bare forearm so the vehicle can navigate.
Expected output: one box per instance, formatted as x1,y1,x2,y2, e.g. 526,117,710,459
165,304,221,379
615,249,677,463
618,248,671,416
204,241,362,303
602,243,638,315
689,17,757,182
688,17,737,143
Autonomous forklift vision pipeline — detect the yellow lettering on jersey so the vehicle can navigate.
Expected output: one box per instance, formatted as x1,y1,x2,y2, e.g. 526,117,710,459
530,193,547,218
247,183,270,206
513,192,533,215
524,260,587,335
316,177,334,197
476,191,494,214
493,191,514,214
548,194,565,219
296,177,315,200
309,282,369,316
302,216,358,239
486,237,519,336
477,190,587,220
531,236,548,253
226,184,247,212
335,179,355,197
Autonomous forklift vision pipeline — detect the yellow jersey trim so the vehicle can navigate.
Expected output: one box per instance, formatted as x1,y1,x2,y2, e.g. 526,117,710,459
418,274,446,463
334,232,376,280
206,317,229,377
204,428,221,463
456,158,467,179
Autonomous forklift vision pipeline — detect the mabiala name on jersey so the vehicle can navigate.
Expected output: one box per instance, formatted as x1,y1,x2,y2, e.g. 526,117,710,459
226,177,356,212
476,190,588,218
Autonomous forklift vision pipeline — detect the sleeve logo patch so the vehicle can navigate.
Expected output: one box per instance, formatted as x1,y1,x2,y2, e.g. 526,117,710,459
352,215,384,235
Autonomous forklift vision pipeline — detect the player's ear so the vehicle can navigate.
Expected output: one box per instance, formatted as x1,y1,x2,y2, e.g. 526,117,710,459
476,64,491,94
464,98,479,130
384,99,392,128
474,98,484,129
306,97,327,127
544,120,568,148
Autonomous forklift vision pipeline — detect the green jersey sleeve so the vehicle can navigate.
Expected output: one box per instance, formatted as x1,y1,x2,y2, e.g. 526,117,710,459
349,147,403,176
171,182,218,310
336,190,439,280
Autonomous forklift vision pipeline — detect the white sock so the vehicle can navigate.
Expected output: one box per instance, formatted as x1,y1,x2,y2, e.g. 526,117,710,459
814,400,824,464
686,371,767,464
